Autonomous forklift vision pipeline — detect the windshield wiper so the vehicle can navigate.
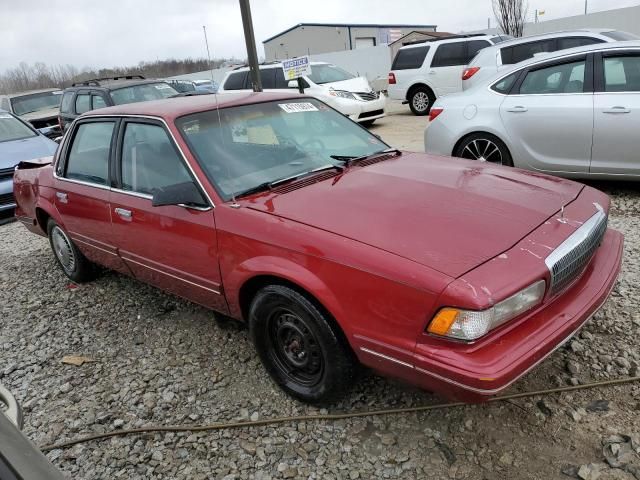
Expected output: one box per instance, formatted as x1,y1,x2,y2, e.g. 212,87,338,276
330,148,401,168
234,165,344,199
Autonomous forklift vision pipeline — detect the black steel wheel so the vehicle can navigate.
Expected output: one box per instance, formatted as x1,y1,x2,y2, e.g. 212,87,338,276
249,285,357,404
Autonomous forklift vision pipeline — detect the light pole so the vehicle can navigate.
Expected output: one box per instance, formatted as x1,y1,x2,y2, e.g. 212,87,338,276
239,0,262,92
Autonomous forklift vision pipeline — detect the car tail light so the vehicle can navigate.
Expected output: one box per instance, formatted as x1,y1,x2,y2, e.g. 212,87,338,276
429,107,444,122
462,66,480,81
388,72,396,85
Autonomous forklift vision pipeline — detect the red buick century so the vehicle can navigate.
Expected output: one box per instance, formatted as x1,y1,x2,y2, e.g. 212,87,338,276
13,93,623,403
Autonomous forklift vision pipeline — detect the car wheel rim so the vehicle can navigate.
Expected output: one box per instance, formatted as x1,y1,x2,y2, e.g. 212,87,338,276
460,138,503,164
51,226,75,273
267,308,324,387
413,92,429,112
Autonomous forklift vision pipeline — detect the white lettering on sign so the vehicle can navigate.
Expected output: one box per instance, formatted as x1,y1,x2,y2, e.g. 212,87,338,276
278,102,319,113
281,56,312,80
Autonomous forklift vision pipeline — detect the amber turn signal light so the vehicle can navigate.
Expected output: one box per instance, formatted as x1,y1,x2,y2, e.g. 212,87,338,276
427,308,459,336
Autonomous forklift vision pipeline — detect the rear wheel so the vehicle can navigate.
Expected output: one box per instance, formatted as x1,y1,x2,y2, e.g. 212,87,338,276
249,285,357,404
408,86,435,116
47,219,97,283
454,133,513,167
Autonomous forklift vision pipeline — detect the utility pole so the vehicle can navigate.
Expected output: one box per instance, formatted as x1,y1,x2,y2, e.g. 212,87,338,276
535,9,538,23
239,0,262,92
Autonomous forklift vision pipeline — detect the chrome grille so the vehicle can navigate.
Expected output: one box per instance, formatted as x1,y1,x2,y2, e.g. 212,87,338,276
354,91,379,101
0,167,14,181
545,206,608,296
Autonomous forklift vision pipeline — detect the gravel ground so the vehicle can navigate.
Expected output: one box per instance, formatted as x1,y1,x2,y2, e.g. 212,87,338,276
1,105,640,479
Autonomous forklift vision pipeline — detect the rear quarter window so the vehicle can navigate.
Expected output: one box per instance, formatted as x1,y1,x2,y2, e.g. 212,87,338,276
224,71,248,90
491,72,519,94
431,42,468,67
392,46,430,70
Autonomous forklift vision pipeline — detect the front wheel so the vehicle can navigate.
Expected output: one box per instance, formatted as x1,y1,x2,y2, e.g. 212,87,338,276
47,219,97,283
453,133,513,167
249,285,357,404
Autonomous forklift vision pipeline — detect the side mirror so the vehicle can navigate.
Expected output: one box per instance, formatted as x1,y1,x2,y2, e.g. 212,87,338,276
287,80,298,88
152,182,207,208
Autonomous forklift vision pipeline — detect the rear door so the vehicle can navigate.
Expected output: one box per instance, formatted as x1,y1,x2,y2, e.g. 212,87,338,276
591,50,640,175
53,118,128,272
500,54,594,173
109,118,227,312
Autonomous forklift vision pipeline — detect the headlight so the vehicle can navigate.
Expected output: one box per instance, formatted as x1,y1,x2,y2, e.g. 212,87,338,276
329,89,356,100
427,280,546,341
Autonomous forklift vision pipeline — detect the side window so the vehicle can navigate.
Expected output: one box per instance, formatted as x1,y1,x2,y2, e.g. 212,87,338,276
391,46,430,70
491,72,519,94
260,69,276,89
75,94,91,114
60,92,74,114
431,42,467,67
604,55,640,92
224,71,248,90
466,40,491,63
65,122,114,185
557,37,603,50
501,39,556,65
92,95,107,109
519,59,586,95
121,123,192,195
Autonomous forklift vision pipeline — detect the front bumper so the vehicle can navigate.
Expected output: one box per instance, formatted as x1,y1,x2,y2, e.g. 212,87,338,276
327,94,387,123
0,178,16,212
411,228,623,401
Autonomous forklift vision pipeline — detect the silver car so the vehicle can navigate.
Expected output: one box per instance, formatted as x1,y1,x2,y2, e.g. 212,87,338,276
425,41,640,179
462,29,638,90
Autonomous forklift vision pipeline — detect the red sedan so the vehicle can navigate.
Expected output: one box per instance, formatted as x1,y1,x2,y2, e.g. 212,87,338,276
13,93,623,403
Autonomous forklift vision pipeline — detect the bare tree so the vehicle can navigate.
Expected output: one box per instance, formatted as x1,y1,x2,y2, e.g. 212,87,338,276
493,0,528,37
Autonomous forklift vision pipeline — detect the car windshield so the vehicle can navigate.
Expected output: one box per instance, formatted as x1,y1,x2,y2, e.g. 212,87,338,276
307,64,356,84
110,82,178,105
176,98,388,201
171,81,196,93
0,112,37,142
10,91,63,115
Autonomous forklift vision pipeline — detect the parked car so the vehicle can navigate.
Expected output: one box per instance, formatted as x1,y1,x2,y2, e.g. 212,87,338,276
14,93,622,404
387,34,511,115
193,79,219,93
166,79,197,93
463,29,638,90
425,41,640,179
0,383,65,479
0,110,57,217
219,62,386,126
0,89,64,138
58,76,178,131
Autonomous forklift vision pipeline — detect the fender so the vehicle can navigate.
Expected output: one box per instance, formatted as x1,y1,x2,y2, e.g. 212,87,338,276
406,80,437,99
224,255,349,333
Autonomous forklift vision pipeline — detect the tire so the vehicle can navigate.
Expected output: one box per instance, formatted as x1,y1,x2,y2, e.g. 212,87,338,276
453,133,513,167
249,285,357,404
47,219,97,283
359,119,375,128
408,86,435,116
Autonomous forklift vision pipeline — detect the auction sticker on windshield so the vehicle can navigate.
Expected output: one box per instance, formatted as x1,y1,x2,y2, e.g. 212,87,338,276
278,102,318,113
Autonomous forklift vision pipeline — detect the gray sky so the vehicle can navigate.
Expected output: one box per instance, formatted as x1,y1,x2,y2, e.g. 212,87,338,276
1,0,638,73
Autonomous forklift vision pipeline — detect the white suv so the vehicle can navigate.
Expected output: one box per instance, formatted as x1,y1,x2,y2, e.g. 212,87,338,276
218,62,386,126
388,34,510,115
462,29,638,90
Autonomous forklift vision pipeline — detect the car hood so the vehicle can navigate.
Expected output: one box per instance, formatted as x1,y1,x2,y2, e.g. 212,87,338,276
246,153,583,278
317,76,373,92
0,135,58,169
20,107,59,121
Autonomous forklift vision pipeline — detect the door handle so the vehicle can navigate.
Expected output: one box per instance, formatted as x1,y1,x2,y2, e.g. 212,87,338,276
114,208,132,220
507,106,528,113
603,106,630,114
428,70,437,75
55,192,68,203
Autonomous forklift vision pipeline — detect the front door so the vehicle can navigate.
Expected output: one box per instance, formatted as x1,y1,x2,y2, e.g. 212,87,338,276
53,118,128,273
591,51,640,175
109,119,227,312
500,54,593,173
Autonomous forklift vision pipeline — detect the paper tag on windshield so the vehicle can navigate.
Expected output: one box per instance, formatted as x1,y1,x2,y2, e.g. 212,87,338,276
278,102,318,113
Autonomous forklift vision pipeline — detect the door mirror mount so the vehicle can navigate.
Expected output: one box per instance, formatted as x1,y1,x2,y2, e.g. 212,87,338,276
151,182,208,208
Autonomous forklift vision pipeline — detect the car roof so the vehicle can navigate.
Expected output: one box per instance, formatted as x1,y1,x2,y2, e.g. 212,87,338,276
398,34,493,50
67,78,168,90
3,88,62,98
80,91,303,120
479,28,620,51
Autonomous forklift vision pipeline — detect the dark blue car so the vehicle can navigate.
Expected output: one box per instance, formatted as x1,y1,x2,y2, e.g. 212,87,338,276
0,110,58,216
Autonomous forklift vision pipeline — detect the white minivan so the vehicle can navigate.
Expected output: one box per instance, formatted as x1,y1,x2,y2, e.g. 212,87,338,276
387,34,510,115
218,62,386,126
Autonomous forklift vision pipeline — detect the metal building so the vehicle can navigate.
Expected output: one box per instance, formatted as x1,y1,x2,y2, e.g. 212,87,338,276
263,23,437,61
